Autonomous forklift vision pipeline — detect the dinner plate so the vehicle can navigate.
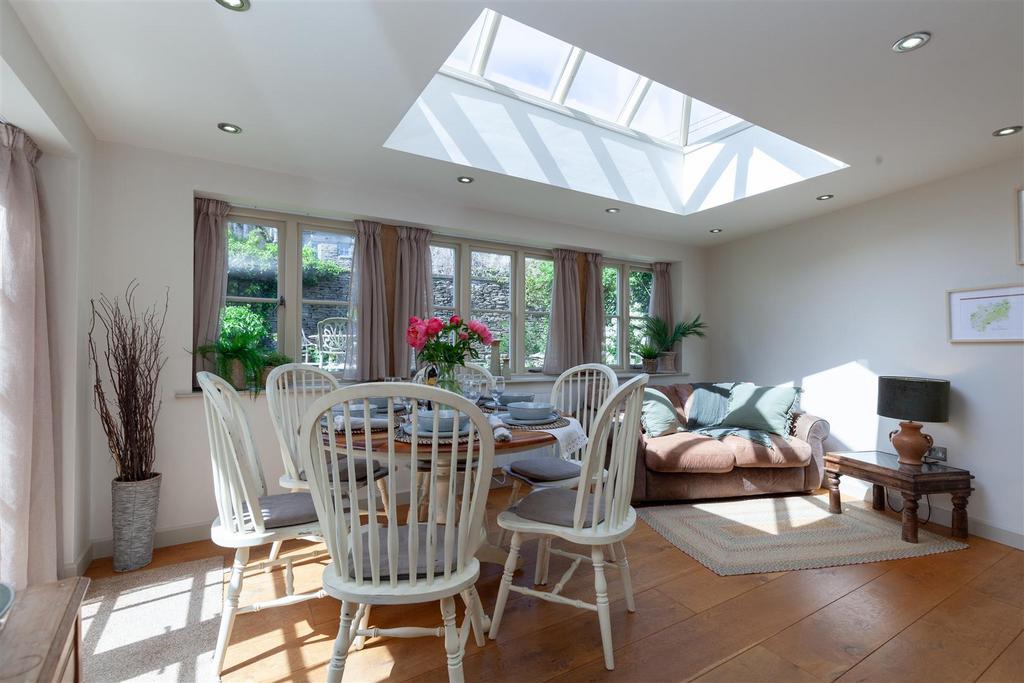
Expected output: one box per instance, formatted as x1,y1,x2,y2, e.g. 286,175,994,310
483,401,509,411
401,422,473,438
502,413,560,426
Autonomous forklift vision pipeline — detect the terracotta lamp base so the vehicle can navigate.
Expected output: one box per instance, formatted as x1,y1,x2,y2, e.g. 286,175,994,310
890,421,934,466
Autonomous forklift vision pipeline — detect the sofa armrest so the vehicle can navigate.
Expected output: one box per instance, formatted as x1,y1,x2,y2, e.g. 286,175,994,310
792,411,830,490
631,432,649,502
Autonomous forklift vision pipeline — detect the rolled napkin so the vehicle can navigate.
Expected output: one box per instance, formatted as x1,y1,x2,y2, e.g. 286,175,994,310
488,414,512,443
334,415,391,431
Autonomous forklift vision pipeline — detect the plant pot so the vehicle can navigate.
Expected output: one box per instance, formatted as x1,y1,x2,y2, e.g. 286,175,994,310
641,358,659,374
260,365,273,389
657,351,678,373
111,473,161,572
228,359,247,390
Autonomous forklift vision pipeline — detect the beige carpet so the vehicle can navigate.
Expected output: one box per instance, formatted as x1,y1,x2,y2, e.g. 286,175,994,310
638,493,968,576
81,557,224,682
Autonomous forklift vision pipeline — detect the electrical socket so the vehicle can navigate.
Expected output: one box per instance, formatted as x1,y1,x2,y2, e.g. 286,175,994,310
927,446,947,462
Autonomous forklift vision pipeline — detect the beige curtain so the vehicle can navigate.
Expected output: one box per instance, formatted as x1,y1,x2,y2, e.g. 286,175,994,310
582,252,605,363
392,226,432,378
0,123,57,589
192,198,230,382
543,248,584,374
649,262,673,324
351,220,390,380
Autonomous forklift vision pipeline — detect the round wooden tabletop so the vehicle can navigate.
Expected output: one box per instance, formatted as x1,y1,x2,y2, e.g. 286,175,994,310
334,425,555,456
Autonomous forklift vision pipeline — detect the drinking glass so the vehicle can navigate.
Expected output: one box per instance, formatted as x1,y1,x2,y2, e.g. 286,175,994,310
492,377,506,405
463,379,482,404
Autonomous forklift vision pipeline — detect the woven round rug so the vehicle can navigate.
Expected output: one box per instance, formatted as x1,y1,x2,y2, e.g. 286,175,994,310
637,493,967,576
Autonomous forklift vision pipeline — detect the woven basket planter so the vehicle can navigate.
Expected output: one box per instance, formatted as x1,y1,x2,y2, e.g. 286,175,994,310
111,473,162,572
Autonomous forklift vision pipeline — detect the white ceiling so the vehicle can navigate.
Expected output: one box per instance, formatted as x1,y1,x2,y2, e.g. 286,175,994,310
9,0,1023,245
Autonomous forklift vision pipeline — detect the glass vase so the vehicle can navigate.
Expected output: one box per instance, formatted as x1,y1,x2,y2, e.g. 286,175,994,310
434,361,463,395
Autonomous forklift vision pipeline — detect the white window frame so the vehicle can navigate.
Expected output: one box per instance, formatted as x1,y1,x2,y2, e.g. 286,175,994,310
601,260,653,370
519,251,554,373
223,207,354,364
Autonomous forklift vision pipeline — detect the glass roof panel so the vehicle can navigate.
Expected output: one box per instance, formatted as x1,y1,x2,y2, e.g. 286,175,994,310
444,12,486,73
564,52,640,121
630,81,685,143
688,97,744,144
483,16,572,99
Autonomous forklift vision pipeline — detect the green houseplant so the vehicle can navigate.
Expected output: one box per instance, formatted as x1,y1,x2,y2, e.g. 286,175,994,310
195,307,268,391
260,350,294,387
641,314,708,373
636,343,661,374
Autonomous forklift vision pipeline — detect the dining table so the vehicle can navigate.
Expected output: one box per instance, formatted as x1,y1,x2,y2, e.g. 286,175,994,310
333,418,572,567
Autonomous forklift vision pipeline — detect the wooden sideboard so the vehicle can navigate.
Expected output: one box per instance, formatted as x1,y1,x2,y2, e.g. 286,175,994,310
0,577,89,682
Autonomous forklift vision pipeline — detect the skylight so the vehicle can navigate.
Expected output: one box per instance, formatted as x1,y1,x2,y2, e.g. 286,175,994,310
440,9,748,148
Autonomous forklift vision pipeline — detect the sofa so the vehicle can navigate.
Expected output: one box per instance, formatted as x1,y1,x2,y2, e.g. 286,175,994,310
631,383,831,503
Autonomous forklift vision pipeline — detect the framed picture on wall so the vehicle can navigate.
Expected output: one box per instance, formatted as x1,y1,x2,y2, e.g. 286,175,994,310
947,284,1024,343
1017,188,1024,265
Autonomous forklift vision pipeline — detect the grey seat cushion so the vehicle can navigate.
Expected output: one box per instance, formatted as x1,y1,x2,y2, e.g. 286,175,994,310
509,456,582,483
350,524,461,580
513,488,605,528
254,492,319,529
300,457,388,484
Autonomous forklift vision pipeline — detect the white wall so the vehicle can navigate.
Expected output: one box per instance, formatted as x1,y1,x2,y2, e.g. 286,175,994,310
87,140,709,552
706,158,1024,547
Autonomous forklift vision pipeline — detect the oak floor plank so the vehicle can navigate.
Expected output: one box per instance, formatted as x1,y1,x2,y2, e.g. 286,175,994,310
969,549,1024,609
549,563,888,682
761,537,1009,680
977,631,1024,683
694,645,823,683
835,586,1023,683
658,565,786,614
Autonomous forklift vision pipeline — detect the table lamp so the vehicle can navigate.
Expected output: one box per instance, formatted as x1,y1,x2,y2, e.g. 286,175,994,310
877,376,950,465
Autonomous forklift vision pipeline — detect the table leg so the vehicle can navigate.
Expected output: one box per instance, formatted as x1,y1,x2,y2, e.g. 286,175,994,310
826,471,842,513
433,466,519,568
951,493,970,539
901,492,920,543
872,484,886,511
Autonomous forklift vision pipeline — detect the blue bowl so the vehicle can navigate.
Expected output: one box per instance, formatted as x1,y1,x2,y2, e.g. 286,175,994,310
498,392,534,405
507,402,555,421
416,409,470,434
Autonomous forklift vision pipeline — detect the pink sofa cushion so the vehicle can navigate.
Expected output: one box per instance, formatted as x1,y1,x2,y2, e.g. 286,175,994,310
724,434,812,468
644,431,735,474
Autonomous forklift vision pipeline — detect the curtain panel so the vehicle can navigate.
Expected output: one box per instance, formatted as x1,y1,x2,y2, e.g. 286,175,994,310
582,252,605,363
0,123,58,589
351,220,391,380
392,226,432,378
649,262,673,324
192,198,230,382
543,248,585,374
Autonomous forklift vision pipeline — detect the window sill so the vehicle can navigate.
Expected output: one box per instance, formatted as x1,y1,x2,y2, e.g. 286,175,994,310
175,370,691,398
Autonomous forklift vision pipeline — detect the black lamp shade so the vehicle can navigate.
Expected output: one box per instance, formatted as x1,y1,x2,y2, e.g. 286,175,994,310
877,376,950,423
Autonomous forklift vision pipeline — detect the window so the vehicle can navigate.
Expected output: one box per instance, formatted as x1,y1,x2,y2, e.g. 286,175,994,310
225,219,282,351
469,250,512,369
300,227,354,370
430,244,457,319
602,266,621,366
628,269,654,366
523,256,553,370
442,9,749,148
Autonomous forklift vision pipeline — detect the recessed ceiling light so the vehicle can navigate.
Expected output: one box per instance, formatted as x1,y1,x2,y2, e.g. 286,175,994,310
215,0,251,11
217,122,242,134
892,31,931,53
992,125,1022,137
605,207,620,214
816,194,835,201
709,228,723,234
456,176,474,184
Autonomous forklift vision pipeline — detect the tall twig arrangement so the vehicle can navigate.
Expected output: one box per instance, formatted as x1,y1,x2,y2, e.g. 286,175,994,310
88,281,169,482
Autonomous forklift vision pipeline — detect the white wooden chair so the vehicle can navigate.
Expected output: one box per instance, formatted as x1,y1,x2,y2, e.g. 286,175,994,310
488,374,648,671
300,383,495,682
265,363,388,566
498,363,618,573
197,371,327,676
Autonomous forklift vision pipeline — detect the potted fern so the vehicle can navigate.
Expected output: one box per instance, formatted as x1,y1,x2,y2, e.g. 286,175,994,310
88,282,168,572
642,314,708,373
637,344,661,374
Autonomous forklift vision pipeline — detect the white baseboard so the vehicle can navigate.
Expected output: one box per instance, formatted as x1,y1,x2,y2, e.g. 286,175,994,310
89,522,212,561
60,544,93,578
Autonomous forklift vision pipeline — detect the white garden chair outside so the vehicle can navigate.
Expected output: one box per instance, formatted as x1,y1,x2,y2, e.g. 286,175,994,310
317,317,350,371
265,363,388,567
299,383,495,682
197,371,327,676
498,363,618,576
488,374,648,671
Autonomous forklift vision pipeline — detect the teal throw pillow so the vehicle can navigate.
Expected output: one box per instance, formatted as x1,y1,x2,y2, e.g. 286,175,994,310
718,383,800,436
641,388,682,437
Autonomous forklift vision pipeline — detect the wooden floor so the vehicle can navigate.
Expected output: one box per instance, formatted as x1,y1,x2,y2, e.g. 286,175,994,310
86,488,1024,682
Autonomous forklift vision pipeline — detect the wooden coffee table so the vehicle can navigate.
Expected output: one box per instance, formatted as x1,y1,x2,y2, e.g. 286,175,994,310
824,450,973,543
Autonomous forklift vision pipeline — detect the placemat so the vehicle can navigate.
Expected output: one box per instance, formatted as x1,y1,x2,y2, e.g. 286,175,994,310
503,416,570,431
